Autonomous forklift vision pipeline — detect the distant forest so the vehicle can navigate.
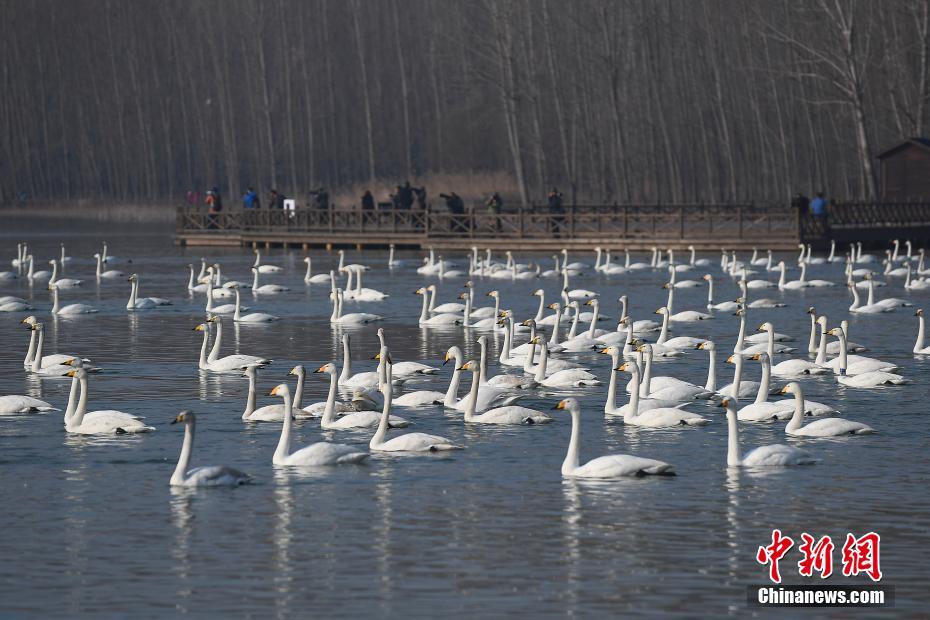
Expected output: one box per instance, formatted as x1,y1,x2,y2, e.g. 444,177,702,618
1,0,928,206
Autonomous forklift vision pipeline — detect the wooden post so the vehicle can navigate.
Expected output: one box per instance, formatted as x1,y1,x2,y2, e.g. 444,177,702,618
679,206,685,239
738,205,744,239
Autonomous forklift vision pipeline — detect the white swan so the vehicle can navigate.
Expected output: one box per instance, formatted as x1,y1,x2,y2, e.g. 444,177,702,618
342,267,388,301
21,316,89,369
458,361,552,424
781,382,874,437
232,286,278,322
427,284,465,314
24,323,83,376
269,384,369,465
828,328,908,387
777,260,808,290
531,340,600,387
63,368,154,434
195,319,270,372
126,274,171,310
703,274,740,311
847,283,892,314
757,322,828,376
477,335,538,390
303,257,332,284
253,249,283,274
93,253,123,280
555,398,675,478
662,283,712,322
204,278,245,314
331,289,382,324
444,346,522,412
251,267,290,294
628,344,712,400
720,395,817,467
50,285,97,315
736,353,795,421
914,309,930,354
240,365,300,422
186,263,209,292
337,248,370,273
170,411,251,486
316,363,410,427
47,259,82,288
615,362,709,427
653,307,706,352
602,348,689,417
370,364,462,452
0,394,58,414
26,255,51,282
415,287,461,326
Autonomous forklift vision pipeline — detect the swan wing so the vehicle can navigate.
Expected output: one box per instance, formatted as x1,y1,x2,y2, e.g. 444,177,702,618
471,406,552,424
741,444,816,466
0,395,59,413
182,466,251,486
794,418,875,437
376,432,461,452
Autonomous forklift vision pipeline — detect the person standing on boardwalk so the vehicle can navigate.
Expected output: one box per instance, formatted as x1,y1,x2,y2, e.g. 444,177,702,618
792,192,809,216
547,187,564,237
242,187,260,209
810,192,826,217
441,192,466,232
361,190,375,211
205,187,222,229
486,192,503,233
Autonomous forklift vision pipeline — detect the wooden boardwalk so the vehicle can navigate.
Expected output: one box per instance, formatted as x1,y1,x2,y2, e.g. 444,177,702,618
175,201,930,251
175,203,804,251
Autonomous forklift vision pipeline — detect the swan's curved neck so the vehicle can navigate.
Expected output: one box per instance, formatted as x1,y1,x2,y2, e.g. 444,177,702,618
252,269,260,290
619,297,628,322
567,305,580,340
209,321,222,362
51,287,60,314
534,294,545,321
778,262,786,288
293,370,304,410
754,357,771,404
867,279,875,306
198,328,209,369
49,260,58,285
371,371,394,448
24,327,37,366
478,339,488,384
626,366,641,421
64,372,80,425
126,278,138,309
499,321,513,362
32,328,45,372
665,286,674,315
704,347,717,392
273,388,294,462
586,302,599,338
706,276,714,305
340,337,352,382
726,406,742,466
444,350,463,407
171,417,195,485
321,370,338,424
849,285,860,311
605,352,620,414
766,327,775,360
533,342,548,381
243,371,256,419
548,305,562,345
561,407,582,475
69,376,89,429
915,314,926,353
836,331,848,374
807,313,817,353
641,349,653,396
418,292,429,323
622,321,634,356
464,370,480,421
732,353,743,396
785,387,805,433
462,293,472,328
815,321,827,365
734,313,746,352
304,258,312,281
657,310,670,345
427,286,437,311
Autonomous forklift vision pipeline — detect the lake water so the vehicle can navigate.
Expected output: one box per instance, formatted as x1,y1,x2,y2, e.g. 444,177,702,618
0,224,927,617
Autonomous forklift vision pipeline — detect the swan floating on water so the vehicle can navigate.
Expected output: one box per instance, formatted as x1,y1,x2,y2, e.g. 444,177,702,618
170,411,251,487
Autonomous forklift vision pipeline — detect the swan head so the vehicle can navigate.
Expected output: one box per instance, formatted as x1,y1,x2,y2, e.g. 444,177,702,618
487,290,499,298
372,348,392,364
718,396,737,410
268,383,289,397
414,287,427,295
780,382,801,395
599,345,618,356
751,352,769,362
661,282,671,289
427,284,438,291
553,397,579,412
725,354,739,364
702,274,712,281
655,307,669,315
531,289,544,296
757,321,773,333
477,335,488,345
547,302,560,310
243,365,258,378
696,341,715,351
127,273,138,282
171,410,193,425
816,315,828,326
917,309,924,317
193,323,209,332
65,368,87,379
49,259,57,266
443,346,463,366
288,365,304,377
584,298,598,306
463,280,473,289
29,322,43,333
457,360,478,372
20,315,38,327
827,327,844,338
303,257,310,263
314,363,336,374
807,306,816,315
458,292,468,300
636,344,652,354
521,319,536,327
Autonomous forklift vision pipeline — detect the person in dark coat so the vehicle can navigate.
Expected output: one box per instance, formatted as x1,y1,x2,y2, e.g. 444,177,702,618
440,192,467,232
361,190,375,211
486,192,503,233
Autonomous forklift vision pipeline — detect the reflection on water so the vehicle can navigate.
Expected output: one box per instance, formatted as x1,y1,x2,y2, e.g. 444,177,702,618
1,227,929,615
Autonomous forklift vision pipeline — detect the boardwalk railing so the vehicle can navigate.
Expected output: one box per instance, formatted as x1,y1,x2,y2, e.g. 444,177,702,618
177,203,800,242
